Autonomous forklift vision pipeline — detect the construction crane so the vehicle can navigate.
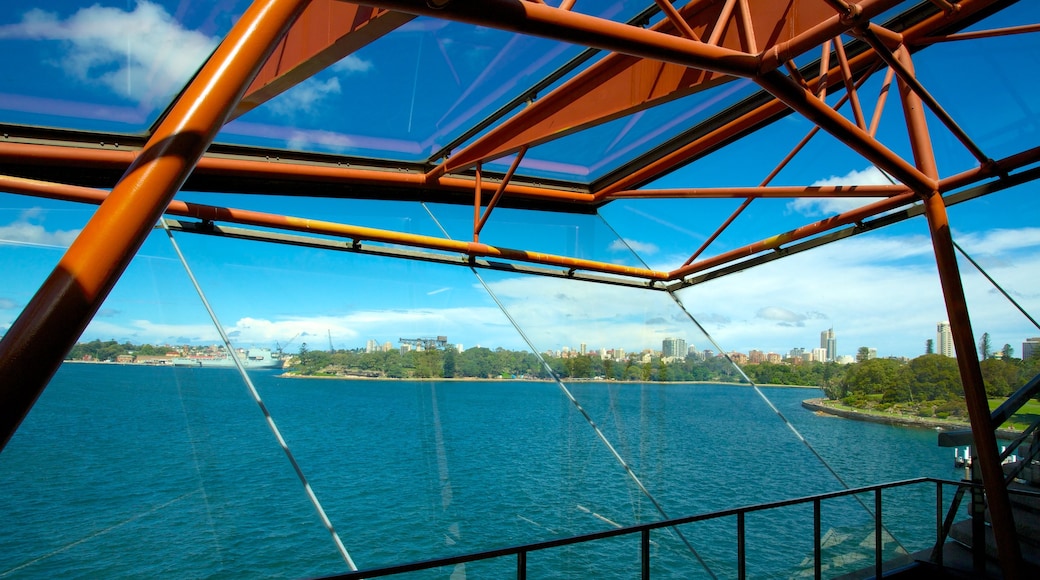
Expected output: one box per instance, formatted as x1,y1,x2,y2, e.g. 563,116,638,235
399,336,449,351
275,333,301,358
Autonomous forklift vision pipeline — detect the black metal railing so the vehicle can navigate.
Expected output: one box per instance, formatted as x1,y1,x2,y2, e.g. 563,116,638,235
316,477,981,580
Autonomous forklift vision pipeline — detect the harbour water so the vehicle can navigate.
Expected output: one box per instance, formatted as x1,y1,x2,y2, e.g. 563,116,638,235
0,365,968,578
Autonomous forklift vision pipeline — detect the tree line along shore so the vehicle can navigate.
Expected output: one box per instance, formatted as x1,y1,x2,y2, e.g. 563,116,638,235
70,341,1040,426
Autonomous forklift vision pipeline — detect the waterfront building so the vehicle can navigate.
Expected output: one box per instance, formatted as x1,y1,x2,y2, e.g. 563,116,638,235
937,321,955,357
766,352,782,364
811,347,828,362
748,349,765,364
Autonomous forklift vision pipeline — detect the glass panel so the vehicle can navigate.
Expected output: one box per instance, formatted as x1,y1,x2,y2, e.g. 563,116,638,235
482,78,759,183
0,193,94,334
220,1,656,161
0,1,235,133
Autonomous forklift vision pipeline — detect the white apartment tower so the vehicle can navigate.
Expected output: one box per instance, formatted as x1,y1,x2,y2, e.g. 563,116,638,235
937,321,955,357
820,328,836,362
662,337,687,359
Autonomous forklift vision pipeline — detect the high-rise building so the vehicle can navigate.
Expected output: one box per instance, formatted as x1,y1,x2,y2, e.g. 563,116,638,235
1023,337,1040,360
937,321,955,357
811,347,828,362
662,337,687,360
820,328,836,362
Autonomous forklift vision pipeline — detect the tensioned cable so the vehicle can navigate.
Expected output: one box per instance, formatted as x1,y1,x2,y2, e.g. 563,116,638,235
600,216,909,553
419,205,717,578
953,240,1040,332
158,218,358,571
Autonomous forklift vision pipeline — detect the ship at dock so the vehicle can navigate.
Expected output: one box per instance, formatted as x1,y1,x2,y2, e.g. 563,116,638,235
170,348,281,369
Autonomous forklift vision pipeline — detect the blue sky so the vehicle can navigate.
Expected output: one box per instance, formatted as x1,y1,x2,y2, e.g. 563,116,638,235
1,1,1039,360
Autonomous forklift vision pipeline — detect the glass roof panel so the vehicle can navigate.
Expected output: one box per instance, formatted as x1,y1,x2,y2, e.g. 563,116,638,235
218,1,656,161
0,1,237,134
482,77,759,183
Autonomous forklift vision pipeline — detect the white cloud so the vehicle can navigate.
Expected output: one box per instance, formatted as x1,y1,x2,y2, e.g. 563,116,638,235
955,227,1040,255
609,238,659,256
285,129,357,152
0,2,218,107
0,210,80,248
787,166,894,217
331,55,374,74
267,77,342,117
69,222,1039,362
262,55,373,119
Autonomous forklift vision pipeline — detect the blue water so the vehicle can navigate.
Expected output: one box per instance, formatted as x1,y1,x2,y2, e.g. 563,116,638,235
0,365,967,578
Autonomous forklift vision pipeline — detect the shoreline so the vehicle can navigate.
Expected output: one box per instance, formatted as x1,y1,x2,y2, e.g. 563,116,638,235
803,398,1024,440
277,372,821,388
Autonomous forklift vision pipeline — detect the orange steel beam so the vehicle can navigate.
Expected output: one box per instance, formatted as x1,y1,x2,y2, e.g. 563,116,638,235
0,141,596,205
0,174,668,282
681,58,881,266
0,0,312,451
737,0,757,54
667,191,919,280
654,0,701,41
668,141,1040,276
755,68,935,193
856,24,991,166
363,0,761,75
918,22,1040,44
833,37,866,130
707,0,737,47
3,140,1038,301
901,39,1022,576
233,1,414,120
596,0,918,196
472,163,482,241
597,40,881,198
868,66,896,137
475,146,527,240
604,184,905,200
429,0,865,178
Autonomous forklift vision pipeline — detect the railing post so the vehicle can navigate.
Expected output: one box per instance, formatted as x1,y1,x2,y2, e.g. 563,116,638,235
737,512,746,580
935,481,944,567
875,489,883,580
517,550,526,580
814,499,822,580
641,529,650,580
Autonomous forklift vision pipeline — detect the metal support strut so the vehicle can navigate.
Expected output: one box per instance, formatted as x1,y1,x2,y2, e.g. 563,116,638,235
0,0,312,451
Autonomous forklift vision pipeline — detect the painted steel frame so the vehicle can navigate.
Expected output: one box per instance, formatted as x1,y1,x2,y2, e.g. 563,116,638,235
0,1,1036,577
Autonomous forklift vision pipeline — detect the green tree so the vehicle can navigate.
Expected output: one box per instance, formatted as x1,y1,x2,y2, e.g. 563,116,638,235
657,360,669,382
906,354,961,401
837,358,905,400
413,349,443,378
856,346,871,362
569,355,592,379
442,348,456,378
1002,344,1015,359
981,357,1018,397
978,332,991,360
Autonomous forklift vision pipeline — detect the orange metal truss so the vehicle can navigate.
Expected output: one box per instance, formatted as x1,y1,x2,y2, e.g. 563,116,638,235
0,1,1036,575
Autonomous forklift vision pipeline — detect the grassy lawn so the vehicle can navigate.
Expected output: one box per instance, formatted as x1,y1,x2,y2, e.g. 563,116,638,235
991,398,1040,432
